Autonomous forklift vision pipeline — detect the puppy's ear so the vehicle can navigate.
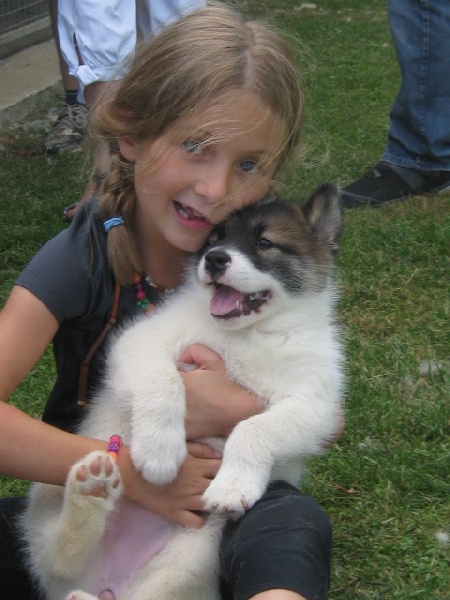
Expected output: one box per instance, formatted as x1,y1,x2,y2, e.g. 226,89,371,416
302,183,344,254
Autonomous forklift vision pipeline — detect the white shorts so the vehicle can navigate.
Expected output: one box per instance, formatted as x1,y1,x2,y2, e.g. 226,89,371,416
58,0,205,87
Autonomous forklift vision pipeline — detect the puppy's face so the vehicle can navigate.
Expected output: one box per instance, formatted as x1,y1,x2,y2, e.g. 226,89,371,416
197,183,343,329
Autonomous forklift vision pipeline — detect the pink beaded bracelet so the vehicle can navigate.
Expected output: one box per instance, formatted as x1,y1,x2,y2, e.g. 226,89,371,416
107,435,122,462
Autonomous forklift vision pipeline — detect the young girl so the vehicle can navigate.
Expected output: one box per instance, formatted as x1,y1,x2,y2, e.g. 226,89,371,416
0,5,332,599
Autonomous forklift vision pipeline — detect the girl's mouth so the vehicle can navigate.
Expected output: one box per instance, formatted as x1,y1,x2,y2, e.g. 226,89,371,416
174,201,211,229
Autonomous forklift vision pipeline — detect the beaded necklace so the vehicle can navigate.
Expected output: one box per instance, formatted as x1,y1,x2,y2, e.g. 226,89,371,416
133,272,174,314
134,273,161,314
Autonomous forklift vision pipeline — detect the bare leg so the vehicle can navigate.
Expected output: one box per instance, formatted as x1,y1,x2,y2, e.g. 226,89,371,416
49,0,79,92
250,592,307,600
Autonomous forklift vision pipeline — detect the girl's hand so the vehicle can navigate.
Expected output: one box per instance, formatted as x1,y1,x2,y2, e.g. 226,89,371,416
120,441,221,527
178,344,263,440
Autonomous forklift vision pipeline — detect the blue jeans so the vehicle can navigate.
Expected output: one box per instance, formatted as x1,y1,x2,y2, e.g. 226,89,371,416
382,0,450,171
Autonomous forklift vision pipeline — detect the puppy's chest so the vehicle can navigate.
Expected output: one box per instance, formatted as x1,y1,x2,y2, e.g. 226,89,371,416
219,332,298,401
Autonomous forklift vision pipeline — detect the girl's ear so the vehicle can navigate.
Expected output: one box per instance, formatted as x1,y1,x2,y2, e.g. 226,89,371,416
118,137,138,162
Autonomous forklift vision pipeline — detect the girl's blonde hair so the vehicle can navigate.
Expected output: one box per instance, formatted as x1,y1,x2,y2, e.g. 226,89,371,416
95,2,303,285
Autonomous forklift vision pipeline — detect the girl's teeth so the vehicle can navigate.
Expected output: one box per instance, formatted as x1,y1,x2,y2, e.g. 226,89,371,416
178,206,190,219
177,203,204,221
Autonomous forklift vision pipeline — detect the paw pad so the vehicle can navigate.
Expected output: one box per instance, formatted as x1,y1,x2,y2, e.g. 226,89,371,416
69,451,121,500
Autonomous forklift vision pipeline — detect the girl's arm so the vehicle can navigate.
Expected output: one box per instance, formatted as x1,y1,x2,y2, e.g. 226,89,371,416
0,286,219,527
0,285,75,484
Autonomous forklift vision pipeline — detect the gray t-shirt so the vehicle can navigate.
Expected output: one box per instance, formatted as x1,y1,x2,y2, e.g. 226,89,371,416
16,201,159,432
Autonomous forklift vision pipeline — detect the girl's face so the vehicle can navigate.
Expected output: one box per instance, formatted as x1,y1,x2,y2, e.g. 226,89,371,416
119,93,282,258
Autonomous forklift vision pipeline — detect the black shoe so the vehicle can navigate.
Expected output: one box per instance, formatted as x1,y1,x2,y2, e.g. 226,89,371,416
342,161,450,208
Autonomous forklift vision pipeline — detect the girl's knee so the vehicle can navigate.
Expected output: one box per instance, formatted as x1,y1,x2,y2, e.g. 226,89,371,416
220,483,332,600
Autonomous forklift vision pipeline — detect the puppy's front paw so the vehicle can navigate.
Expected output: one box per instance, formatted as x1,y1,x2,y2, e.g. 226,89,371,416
203,471,265,518
131,436,187,485
67,451,122,507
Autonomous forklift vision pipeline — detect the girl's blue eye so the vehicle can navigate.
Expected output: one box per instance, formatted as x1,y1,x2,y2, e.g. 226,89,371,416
181,139,203,154
240,160,258,173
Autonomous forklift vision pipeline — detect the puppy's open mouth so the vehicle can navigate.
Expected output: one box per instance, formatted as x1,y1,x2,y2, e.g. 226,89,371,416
210,285,271,319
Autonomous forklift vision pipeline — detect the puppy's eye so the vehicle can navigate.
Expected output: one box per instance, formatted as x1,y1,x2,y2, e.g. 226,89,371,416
257,237,273,249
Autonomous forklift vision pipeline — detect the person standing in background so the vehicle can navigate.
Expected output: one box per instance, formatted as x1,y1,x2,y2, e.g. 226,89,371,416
342,0,450,207
43,0,88,155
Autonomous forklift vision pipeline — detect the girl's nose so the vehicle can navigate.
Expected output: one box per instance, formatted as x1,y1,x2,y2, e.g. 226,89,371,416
194,164,232,205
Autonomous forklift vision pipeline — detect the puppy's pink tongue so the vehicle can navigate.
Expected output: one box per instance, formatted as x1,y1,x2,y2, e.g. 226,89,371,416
210,285,244,316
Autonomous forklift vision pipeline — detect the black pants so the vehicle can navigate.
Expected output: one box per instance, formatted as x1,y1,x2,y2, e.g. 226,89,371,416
0,483,331,600
220,482,332,600
0,497,36,598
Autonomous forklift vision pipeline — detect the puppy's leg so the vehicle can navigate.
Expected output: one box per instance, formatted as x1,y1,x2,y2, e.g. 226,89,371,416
127,362,188,485
108,327,188,485
204,396,331,515
50,451,122,580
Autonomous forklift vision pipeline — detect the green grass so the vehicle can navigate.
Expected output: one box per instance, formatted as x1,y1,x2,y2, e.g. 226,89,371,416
1,0,449,597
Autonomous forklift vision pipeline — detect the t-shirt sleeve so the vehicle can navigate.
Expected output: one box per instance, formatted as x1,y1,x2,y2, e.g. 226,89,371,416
16,205,108,324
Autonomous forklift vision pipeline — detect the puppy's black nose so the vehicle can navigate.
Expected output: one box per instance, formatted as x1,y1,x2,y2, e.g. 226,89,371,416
205,249,231,278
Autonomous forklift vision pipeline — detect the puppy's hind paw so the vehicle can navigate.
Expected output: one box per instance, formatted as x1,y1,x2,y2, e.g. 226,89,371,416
67,451,122,506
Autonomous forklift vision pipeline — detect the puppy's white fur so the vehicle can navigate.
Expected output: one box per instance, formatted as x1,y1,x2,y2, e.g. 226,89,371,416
22,184,344,600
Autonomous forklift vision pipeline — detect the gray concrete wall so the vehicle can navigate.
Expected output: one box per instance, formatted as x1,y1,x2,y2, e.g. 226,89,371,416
0,38,60,132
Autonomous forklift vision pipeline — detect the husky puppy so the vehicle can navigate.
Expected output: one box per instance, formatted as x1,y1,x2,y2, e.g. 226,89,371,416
22,183,344,600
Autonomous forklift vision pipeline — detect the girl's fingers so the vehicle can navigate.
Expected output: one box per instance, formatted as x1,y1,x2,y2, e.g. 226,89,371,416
187,441,222,460
177,509,207,528
179,343,222,369
185,495,208,513
203,462,221,479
